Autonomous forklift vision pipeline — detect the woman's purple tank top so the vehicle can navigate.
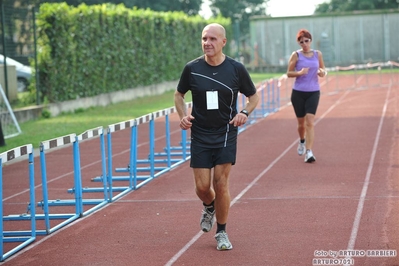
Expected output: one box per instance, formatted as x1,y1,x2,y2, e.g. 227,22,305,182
293,50,320,92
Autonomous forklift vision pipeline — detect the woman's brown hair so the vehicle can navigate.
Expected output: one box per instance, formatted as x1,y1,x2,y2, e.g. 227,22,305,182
296,29,312,42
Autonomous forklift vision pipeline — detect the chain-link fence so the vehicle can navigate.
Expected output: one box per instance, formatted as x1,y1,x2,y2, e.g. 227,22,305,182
250,11,399,70
0,1,36,99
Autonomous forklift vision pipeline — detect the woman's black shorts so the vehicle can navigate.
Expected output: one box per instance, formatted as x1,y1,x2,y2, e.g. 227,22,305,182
290,90,320,118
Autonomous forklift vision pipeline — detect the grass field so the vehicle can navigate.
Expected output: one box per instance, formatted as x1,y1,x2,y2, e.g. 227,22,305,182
1,72,280,153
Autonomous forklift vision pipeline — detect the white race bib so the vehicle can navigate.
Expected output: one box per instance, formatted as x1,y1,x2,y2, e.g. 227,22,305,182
206,91,219,110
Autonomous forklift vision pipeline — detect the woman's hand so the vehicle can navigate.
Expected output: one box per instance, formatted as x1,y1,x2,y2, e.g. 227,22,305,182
300,67,309,75
317,68,327,77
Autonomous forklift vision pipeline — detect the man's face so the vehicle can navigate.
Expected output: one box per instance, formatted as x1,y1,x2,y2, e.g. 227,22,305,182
201,26,226,58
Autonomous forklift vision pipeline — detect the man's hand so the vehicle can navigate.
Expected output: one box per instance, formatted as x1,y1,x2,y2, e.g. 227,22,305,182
180,115,195,130
229,113,248,127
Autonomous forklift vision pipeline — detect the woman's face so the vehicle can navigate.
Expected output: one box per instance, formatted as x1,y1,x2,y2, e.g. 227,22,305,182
298,37,312,51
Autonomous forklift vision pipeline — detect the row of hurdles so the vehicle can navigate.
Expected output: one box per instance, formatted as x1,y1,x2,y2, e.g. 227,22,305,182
0,79,281,261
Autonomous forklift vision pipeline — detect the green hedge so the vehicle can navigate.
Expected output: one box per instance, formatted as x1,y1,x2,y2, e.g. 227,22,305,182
34,3,231,103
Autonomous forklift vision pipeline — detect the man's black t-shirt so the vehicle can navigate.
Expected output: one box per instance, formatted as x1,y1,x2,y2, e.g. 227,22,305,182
177,56,257,148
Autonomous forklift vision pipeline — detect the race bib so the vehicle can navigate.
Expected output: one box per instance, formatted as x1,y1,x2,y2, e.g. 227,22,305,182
206,91,219,110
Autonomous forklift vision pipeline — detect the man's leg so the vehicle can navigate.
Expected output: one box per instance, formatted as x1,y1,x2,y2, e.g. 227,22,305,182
213,163,233,250
194,168,216,232
193,168,214,205
213,163,232,225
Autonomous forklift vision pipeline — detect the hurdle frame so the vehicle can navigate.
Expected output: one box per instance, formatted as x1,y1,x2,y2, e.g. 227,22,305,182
0,144,35,261
36,134,82,235
238,79,280,133
94,107,191,201
69,126,109,216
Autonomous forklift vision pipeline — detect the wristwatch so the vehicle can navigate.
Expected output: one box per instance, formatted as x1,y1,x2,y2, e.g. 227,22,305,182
240,109,249,117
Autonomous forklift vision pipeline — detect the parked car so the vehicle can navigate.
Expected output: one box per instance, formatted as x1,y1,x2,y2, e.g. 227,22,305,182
0,54,32,92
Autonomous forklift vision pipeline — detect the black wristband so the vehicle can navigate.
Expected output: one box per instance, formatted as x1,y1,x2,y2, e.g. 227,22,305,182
240,109,249,117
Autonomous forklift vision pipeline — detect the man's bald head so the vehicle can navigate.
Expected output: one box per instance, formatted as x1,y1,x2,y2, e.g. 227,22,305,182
203,23,226,38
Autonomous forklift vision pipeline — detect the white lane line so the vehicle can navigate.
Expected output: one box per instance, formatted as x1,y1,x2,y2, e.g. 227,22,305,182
345,83,392,253
165,89,352,266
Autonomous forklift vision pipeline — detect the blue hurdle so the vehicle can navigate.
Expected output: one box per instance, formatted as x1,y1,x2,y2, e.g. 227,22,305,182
36,134,82,235
164,104,191,161
92,106,191,201
99,118,137,201
238,79,280,133
67,127,109,216
253,79,280,118
0,144,36,261
146,108,191,173
119,108,191,182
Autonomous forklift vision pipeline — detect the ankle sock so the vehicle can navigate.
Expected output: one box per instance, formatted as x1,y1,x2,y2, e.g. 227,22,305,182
203,200,215,213
300,139,305,143
216,223,226,233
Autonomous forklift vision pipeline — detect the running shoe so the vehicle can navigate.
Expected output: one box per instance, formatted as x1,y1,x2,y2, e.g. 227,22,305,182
304,150,316,163
297,140,306,156
215,230,233,250
200,207,215,232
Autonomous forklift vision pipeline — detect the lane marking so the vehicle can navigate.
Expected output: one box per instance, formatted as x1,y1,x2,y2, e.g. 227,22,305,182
4,82,393,264
165,89,352,266
345,82,392,256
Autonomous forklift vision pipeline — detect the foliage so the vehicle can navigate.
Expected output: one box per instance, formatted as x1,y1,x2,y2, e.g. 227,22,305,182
315,0,399,13
33,0,203,16
33,3,230,103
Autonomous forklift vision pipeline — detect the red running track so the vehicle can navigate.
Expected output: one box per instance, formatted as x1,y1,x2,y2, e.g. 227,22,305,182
1,74,399,266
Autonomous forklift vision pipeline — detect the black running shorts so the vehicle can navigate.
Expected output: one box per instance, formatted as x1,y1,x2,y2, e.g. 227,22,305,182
190,143,237,168
290,90,320,117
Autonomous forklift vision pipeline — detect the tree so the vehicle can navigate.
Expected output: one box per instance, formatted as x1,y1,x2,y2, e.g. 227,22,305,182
209,0,268,36
315,0,399,13
207,0,268,61
123,0,203,15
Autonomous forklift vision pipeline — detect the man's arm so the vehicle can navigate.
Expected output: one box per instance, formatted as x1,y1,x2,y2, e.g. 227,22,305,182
174,90,187,120
230,91,260,127
243,92,260,114
174,90,194,130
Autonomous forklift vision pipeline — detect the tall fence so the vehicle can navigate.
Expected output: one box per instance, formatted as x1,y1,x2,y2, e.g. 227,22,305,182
0,61,398,261
250,12,399,69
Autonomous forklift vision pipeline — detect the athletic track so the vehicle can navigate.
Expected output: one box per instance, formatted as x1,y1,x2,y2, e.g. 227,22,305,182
1,72,399,266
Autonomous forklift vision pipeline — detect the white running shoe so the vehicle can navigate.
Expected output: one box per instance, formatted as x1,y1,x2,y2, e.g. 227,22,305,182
215,231,233,250
200,207,215,232
304,150,316,163
297,140,306,156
